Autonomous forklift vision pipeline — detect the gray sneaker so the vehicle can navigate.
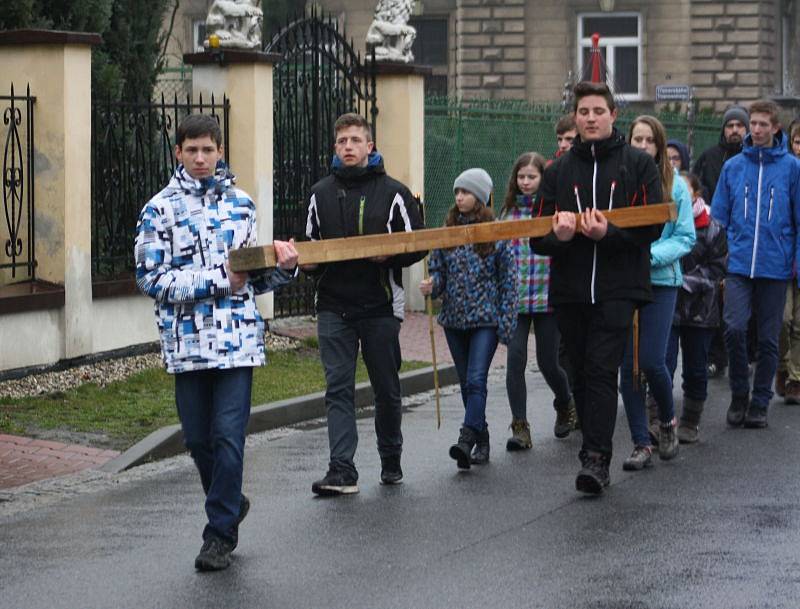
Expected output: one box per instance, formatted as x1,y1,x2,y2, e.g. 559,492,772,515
658,418,679,460
622,445,653,471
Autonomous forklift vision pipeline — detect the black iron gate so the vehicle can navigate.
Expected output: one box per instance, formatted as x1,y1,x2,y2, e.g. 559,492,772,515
265,11,378,317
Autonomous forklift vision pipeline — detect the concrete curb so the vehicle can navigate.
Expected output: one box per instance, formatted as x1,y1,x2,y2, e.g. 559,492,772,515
101,364,459,473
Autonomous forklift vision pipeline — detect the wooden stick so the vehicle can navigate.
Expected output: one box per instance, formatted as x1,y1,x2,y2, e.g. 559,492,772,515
633,310,640,391
230,203,677,271
422,261,442,430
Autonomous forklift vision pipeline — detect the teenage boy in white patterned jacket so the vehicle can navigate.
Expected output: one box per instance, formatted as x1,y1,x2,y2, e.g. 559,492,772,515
134,114,299,572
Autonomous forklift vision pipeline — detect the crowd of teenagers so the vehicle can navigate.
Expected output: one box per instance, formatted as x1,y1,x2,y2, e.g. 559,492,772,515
134,80,800,571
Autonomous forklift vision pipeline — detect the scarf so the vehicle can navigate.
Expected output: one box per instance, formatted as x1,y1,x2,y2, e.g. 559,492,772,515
693,196,710,229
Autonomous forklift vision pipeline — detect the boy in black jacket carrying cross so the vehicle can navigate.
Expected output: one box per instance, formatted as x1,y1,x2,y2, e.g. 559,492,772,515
533,82,663,494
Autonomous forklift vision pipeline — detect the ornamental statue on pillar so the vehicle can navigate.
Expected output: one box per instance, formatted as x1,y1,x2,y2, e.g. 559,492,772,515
365,0,417,63
204,0,263,50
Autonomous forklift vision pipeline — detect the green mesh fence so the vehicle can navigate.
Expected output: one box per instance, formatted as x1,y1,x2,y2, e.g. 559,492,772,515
423,97,723,228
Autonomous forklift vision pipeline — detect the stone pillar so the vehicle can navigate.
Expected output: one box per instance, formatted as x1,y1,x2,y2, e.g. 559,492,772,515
184,50,278,317
0,30,101,359
375,63,430,312
455,0,526,100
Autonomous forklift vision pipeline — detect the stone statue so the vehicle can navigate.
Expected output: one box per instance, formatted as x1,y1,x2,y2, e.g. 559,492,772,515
204,0,263,50
365,0,416,63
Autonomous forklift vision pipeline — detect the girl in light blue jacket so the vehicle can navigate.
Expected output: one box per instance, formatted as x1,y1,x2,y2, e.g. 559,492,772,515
620,116,696,471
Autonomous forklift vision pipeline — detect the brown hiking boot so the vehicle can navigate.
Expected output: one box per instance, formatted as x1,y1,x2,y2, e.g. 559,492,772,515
785,380,800,405
506,419,532,451
776,369,788,398
554,398,577,439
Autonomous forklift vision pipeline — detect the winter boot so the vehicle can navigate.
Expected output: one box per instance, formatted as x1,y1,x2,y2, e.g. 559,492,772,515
554,398,578,439
506,418,532,451
575,451,610,495
658,417,679,460
726,393,749,427
449,426,478,470
470,426,490,465
677,397,704,444
743,403,768,428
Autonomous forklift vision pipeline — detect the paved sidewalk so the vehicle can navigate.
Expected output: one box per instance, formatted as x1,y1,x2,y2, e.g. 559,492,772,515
0,434,119,490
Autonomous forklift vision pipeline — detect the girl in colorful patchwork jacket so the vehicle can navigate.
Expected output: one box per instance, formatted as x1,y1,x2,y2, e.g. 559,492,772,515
419,168,518,470
500,152,576,451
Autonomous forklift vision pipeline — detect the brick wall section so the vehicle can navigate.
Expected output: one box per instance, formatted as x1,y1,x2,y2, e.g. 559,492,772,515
690,0,775,111
455,0,527,100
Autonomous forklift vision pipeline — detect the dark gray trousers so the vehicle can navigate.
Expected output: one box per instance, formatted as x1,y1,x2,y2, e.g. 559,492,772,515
317,311,403,478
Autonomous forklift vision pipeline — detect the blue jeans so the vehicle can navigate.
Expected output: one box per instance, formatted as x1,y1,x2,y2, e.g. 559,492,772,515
723,274,788,408
317,311,403,479
444,326,499,432
620,286,678,447
506,313,572,420
666,326,714,402
175,367,253,543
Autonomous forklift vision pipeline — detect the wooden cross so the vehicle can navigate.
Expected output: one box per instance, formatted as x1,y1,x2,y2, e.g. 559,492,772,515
229,203,677,272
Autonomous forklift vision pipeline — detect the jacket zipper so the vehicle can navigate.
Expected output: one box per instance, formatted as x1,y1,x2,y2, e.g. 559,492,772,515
750,152,764,278
743,184,749,220
590,145,598,305
358,195,366,235
768,187,774,222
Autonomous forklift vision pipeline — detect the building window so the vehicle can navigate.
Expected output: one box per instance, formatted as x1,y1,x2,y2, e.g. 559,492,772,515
193,19,207,53
577,13,642,100
409,17,448,95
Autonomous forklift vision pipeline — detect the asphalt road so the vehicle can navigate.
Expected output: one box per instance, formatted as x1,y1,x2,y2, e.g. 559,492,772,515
1,370,799,609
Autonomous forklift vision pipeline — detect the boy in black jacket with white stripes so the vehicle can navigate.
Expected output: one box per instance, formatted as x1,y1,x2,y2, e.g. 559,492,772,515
303,113,425,496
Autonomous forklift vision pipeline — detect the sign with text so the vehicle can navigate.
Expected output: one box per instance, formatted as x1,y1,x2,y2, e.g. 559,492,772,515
655,85,691,101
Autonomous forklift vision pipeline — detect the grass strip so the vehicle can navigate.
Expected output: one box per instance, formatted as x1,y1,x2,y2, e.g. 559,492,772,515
0,349,428,450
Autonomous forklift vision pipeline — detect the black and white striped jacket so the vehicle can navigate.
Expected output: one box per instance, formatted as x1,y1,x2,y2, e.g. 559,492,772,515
305,152,425,320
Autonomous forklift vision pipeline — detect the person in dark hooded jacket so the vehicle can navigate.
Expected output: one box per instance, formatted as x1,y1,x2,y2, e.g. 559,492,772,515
693,106,749,203
304,113,425,497
667,173,727,444
694,106,749,378
532,81,662,495
667,139,691,172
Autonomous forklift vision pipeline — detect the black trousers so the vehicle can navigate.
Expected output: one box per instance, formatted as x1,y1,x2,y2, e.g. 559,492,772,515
556,300,636,457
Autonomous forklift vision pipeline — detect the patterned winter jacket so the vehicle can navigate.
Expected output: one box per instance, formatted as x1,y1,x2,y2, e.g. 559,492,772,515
135,163,295,374
502,195,552,313
428,217,518,344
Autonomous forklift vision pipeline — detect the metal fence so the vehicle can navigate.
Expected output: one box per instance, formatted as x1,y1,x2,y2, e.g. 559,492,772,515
153,66,193,102
91,93,229,280
424,97,723,228
1,83,36,282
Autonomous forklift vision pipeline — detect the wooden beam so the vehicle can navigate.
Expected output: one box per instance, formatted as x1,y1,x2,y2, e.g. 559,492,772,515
230,203,677,272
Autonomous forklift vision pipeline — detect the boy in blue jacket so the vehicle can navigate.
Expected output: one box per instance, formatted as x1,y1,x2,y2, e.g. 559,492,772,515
711,100,800,428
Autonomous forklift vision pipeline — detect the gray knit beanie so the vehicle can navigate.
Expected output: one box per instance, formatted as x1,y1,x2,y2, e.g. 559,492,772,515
453,168,493,206
723,105,749,130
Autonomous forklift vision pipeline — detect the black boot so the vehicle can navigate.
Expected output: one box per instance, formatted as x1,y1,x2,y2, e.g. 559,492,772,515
449,426,477,470
575,451,610,495
726,393,749,427
470,426,490,465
